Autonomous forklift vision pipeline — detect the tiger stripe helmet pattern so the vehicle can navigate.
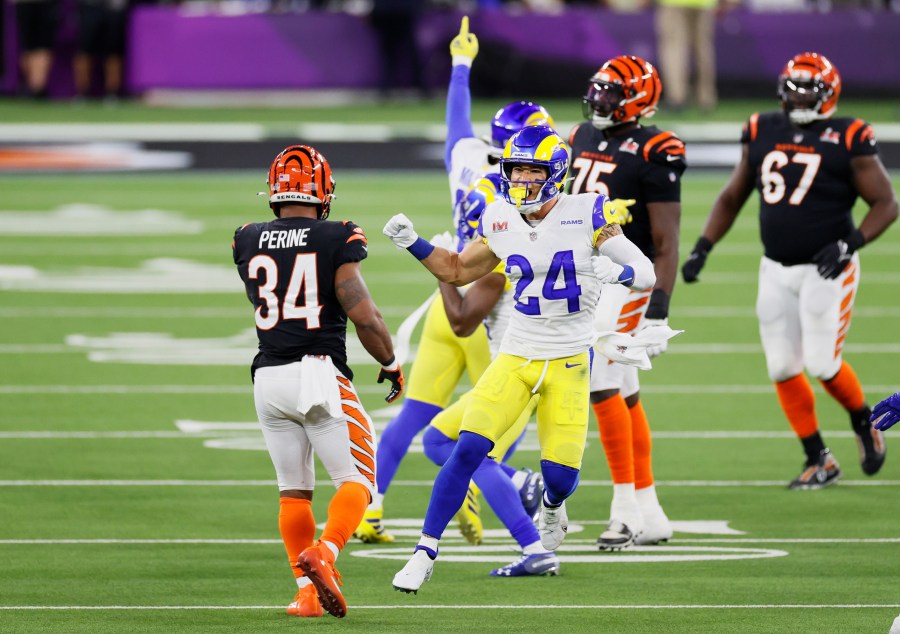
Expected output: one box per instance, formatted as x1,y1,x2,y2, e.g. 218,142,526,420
777,52,841,126
582,55,662,131
266,145,336,219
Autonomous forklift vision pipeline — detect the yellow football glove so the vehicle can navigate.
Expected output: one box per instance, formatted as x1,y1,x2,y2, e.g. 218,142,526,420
450,16,478,66
602,198,636,225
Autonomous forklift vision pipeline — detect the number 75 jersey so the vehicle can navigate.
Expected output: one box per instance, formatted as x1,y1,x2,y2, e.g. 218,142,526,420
745,111,878,265
479,192,609,360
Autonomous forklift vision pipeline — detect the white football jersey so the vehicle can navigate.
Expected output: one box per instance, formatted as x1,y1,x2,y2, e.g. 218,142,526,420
449,136,508,352
448,137,497,220
480,192,605,360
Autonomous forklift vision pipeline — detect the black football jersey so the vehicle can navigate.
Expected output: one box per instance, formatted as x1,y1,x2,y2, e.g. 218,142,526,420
744,111,878,265
232,216,368,379
568,123,686,260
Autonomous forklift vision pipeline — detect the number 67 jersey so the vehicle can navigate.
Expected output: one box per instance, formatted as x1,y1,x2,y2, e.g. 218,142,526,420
745,111,878,265
232,216,368,379
479,192,610,360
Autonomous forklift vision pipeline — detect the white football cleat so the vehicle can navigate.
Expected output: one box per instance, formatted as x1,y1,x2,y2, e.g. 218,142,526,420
597,519,638,551
538,499,568,551
634,502,673,545
392,549,435,594
598,493,644,550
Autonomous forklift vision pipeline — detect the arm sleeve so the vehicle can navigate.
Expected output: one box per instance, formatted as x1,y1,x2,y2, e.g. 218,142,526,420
598,234,656,291
445,65,477,172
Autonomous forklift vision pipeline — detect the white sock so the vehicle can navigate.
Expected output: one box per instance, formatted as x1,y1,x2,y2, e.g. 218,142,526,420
635,484,659,508
321,540,340,561
511,469,529,490
368,492,384,511
522,540,550,555
296,576,312,589
417,535,440,554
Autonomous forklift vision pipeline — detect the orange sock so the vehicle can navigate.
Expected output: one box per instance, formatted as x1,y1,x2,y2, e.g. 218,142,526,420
820,361,865,412
775,374,819,439
279,497,316,578
629,400,654,490
592,396,634,484
319,482,370,553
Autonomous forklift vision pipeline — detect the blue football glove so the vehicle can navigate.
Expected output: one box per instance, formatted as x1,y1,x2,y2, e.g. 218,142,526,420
871,392,900,431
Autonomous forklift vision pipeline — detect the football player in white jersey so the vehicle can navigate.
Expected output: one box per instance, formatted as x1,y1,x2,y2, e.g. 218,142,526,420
384,125,655,592
356,15,553,545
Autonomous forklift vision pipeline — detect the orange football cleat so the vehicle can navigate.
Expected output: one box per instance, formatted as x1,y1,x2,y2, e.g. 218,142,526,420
296,543,346,618
286,584,323,618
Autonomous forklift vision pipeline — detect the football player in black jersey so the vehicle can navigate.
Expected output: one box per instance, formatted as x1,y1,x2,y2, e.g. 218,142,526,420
233,145,404,618
681,52,898,490
568,55,685,550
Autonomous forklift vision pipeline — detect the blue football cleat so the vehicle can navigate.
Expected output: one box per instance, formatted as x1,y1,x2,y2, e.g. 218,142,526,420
517,468,543,522
490,552,560,577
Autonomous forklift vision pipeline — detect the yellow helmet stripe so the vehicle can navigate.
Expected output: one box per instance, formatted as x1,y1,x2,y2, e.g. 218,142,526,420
533,134,565,161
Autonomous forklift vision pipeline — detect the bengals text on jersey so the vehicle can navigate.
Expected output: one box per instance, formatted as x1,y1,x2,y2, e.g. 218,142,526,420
568,123,686,260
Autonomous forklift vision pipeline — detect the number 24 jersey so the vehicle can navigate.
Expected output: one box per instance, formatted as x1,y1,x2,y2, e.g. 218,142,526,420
478,193,610,360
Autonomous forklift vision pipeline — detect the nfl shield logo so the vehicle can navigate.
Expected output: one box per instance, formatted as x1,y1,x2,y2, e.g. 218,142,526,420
530,232,538,241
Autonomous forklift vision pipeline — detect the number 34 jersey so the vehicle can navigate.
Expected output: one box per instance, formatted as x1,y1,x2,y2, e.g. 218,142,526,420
232,216,368,379
478,192,609,360
744,111,878,265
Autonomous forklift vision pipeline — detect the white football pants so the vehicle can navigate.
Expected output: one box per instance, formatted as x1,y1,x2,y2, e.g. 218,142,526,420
254,361,376,494
756,254,860,382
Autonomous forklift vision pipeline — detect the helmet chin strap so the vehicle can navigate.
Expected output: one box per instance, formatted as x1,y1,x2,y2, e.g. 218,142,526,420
787,105,831,126
590,114,615,130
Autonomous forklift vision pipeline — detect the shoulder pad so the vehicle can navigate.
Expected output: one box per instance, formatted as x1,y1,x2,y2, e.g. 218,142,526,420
341,220,368,245
844,118,876,151
642,130,685,164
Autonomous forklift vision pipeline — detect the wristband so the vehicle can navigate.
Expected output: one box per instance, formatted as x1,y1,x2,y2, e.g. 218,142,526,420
645,289,670,320
381,357,400,372
452,56,474,68
407,237,435,261
618,264,635,287
844,228,865,253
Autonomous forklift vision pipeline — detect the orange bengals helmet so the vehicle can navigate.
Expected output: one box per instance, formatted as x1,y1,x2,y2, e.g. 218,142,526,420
266,145,336,219
778,52,841,125
582,55,662,131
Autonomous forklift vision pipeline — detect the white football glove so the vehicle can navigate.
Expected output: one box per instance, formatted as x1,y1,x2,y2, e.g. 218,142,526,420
591,254,626,285
429,230,457,252
638,317,669,358
449,16,478,67
383,213,419,249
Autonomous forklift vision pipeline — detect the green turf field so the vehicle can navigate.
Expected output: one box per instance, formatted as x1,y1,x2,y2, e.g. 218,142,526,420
1,96,898,126
1,170,899,633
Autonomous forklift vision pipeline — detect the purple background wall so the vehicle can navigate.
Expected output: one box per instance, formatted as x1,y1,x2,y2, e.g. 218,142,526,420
4,4,900,98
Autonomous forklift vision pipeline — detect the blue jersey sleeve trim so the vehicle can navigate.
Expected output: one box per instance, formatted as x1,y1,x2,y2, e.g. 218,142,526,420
445,65,476,171
591,194,610,232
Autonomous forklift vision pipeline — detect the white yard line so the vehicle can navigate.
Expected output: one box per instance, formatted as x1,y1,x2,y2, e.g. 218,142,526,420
2,384,897,395
0,479,898,487
0,604,897,610
0,430,863,440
